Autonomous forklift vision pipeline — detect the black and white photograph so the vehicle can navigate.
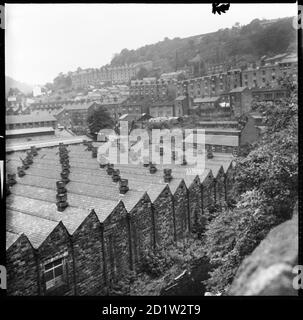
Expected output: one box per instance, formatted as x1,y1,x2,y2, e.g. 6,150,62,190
2,2,300,302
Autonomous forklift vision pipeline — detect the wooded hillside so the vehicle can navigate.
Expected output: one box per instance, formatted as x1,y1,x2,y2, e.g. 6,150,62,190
111,17,296,74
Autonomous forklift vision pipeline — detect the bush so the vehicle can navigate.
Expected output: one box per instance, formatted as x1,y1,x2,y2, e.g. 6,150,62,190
140,248,173,278
204,94,298,292
204,190,281,292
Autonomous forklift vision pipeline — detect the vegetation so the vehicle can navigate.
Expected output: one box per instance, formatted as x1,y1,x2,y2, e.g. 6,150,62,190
105,238,207,296
203,91,298,293
111,17,296,75
87,105,114,138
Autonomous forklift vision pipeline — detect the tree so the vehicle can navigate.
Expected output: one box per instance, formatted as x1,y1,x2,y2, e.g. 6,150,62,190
87,105,114,137
136,67,149,80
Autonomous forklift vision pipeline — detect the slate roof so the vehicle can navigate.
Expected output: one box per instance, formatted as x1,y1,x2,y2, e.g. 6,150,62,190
6,114,57,124
194,97,220,103
229,87,249,93
6,127,55,136
6,139,233,250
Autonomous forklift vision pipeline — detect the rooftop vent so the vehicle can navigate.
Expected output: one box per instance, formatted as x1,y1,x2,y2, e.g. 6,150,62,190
92,147,97,158
86,141,93,151
119,178,129,194
62,163,70,173
25,153,33,165
149,163,157,174
20,158,29,170
207,148,214,159
181,155,187,166
30,146,38,156
106,164,114,175
164,169,172,183
56,193,69,212
159,147,164,156
7,173,17,187
143,159,150,167
17,166,25,177
112,169,121,182
56,180,67,194
60,169,70,184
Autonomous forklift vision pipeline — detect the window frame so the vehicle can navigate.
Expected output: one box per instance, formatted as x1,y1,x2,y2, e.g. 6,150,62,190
43,255,67,292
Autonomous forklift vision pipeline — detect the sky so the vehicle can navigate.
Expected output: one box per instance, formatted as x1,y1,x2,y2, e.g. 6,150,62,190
5,3,297,86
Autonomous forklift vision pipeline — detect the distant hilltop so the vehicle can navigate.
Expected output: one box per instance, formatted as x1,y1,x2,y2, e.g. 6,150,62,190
110,16,296,75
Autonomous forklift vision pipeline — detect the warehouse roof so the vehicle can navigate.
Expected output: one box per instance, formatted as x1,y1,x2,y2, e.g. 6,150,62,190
194,97,220,103
6,139,234,250
6,127,55,136
6,114,57,124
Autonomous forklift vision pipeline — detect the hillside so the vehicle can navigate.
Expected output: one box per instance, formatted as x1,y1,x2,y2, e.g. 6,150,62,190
5,76,34,95
110,17,296,75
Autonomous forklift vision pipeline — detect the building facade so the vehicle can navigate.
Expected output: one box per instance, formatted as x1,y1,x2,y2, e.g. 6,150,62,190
70,61,153,88
6,114,57,130
55,101,99,127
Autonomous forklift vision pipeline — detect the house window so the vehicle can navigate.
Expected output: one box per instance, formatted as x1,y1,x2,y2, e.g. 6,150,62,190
44,257,66,291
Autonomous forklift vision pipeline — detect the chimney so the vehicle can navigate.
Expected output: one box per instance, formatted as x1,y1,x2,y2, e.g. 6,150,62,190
7,173,17,186
62,158,70,166
17,166,26,177
56,193,69,212
149,163,157,174
56,181,67,194
21,158,30,170
62,163,70,173
86,141,93,151
106,163,114,175
207,147,214,159
60,169,70,184
119,178,129,194
112,169,120,182
143,158,150,167
164,169,172,183
99,162,107,168
26,153,33,165
92,147,97,158
30,146,38,156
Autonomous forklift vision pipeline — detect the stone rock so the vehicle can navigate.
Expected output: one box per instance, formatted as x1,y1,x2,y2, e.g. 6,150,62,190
229,204,298,296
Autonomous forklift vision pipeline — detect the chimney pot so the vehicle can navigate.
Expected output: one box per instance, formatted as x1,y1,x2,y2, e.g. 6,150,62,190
112,169,120,182
92,147,97,158
17,167,26,177
119,178,129,194
106,164,114,175
149,164,157,174
164,169,172,183
21,159,30,169
7,173,17,186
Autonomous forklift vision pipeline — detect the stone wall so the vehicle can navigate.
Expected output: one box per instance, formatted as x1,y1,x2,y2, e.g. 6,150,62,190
229,204,298,296
6,235,39,296
7,163,236,296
